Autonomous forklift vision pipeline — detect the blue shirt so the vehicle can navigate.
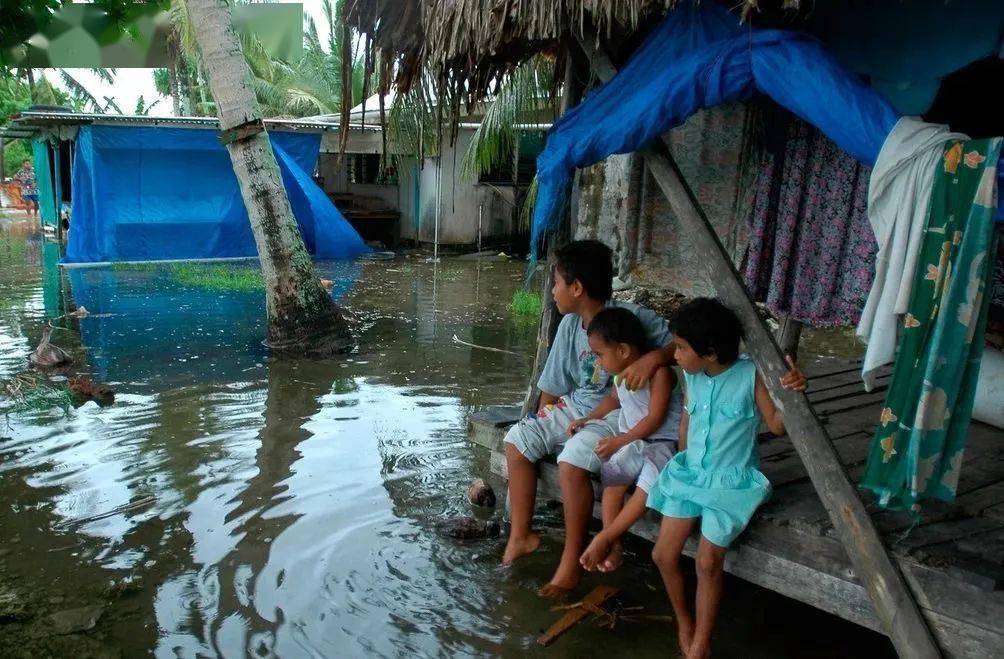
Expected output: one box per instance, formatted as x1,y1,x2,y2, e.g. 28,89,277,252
537,301,672,414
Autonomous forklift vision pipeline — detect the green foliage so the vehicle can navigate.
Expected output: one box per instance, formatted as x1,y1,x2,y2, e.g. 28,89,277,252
510,289,542,318
2,139,31,179
134,95,160,115
387,77,447,160
152,68,171,97
461,56,556,181
0,69,32,120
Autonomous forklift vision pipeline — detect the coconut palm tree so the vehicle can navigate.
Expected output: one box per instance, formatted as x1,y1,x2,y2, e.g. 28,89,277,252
184,0,353,354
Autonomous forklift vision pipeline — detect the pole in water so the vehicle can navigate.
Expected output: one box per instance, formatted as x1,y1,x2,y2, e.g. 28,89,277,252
433,155,441,262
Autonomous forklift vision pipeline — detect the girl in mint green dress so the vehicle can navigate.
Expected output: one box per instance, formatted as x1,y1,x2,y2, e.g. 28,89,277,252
646,298,806,659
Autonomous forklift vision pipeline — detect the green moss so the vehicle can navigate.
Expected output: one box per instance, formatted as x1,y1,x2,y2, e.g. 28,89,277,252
509,289,542,318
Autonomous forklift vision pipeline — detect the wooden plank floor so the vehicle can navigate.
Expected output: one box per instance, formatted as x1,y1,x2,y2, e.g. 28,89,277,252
468,360,1004,658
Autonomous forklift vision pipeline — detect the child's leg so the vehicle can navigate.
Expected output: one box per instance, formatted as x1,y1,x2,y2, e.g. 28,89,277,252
652,516,699,656
581,485,645,572
501,403,579,564
538,460,594,597
598,484,629,570
501,441,541,564
688,537,727,659
541,416,615,596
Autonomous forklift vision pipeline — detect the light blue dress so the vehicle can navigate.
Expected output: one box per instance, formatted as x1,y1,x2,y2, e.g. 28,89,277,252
646,356,771,547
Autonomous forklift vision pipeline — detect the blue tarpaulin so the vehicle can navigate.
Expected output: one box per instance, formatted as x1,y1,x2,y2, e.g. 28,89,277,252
531,2,902,254
66,125,369,263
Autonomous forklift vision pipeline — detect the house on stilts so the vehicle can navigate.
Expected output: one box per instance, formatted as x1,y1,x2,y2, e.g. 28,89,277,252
347,0,1004,656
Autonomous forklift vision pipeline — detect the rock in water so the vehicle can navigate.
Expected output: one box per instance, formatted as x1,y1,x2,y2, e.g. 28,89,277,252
68,377,115,407
45,604,104,635
29,325,71,368
436,517,501,540
467,478,496,508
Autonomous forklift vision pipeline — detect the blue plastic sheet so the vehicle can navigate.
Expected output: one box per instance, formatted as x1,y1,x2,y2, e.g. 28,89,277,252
66,125,369,263
531,2,901,254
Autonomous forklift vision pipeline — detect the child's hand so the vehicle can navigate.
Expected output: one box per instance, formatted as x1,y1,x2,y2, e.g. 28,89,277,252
595,435,628,460
618,352,659,391
780,355,808,392
567,417,590,436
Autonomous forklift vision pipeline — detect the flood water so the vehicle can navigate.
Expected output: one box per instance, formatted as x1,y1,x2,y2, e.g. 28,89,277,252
0,220,892,657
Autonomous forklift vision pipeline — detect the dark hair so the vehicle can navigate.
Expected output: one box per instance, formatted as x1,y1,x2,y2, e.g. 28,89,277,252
587,307,650,352
553,240,613,302
669,297,744,364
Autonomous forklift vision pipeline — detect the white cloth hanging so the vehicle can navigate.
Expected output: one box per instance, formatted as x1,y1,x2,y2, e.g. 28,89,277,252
856,117,968,389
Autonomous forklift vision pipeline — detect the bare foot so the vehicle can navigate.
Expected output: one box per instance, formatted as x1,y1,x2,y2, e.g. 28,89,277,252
685,641,710,659
539,559,580,599
598,540,623,572
537,582,573,600
501,531,541,565
579,533,612,572
677,616,695,656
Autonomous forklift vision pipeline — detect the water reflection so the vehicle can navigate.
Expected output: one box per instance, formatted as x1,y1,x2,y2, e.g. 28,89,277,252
0,235,890,658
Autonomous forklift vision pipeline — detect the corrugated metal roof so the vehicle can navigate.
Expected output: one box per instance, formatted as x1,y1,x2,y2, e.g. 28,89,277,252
5,111,384,136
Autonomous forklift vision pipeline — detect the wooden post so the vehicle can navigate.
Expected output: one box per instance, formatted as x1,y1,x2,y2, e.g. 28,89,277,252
520,54,585,417
576,35,942,659
777,315,804,360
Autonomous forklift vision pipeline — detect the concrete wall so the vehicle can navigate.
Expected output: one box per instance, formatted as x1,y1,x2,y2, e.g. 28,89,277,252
412,130,518,247
319,128,522,249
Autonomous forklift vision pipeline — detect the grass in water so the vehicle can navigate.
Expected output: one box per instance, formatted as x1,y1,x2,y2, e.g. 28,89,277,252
113,262,265,292
2,374,73,418
171,263,264,292
510,289,543,318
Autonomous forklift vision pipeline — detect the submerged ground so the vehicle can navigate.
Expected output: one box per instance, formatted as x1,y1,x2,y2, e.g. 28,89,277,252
0,219,892,657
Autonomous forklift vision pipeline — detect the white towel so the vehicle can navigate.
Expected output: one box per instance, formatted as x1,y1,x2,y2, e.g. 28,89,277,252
856,118,968,390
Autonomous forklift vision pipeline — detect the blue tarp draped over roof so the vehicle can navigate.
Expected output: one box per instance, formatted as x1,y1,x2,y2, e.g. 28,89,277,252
530,2,902,255
66,125,369,263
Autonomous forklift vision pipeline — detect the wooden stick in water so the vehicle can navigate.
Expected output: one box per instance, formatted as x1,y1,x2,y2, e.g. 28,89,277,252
537,585,619,646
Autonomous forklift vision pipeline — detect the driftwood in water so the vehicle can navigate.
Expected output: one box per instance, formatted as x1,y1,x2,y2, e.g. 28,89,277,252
30,325,71,368
537,585,619,646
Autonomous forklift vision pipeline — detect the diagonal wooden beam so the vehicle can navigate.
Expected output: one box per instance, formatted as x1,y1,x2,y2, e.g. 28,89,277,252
574,34,942,659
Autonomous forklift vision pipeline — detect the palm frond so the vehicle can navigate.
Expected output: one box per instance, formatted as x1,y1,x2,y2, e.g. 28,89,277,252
102,96,123,114
460,55,556,180
89,68,116,85
56,70,102,110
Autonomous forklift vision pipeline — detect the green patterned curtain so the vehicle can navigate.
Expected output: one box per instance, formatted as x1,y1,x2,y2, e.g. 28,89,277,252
862,137,1002,513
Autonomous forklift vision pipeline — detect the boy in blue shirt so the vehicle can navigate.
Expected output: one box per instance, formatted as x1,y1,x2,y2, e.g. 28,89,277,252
502,240,675,597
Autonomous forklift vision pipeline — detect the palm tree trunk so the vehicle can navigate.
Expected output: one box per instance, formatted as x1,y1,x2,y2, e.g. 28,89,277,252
167,40,182,116
185,0,353,354
24,68,36,102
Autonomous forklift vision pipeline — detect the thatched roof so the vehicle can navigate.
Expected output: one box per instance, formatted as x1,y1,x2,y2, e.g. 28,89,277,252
346,0,783,100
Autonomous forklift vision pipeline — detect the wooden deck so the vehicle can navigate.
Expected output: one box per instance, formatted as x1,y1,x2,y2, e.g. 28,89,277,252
467,360,1004,658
